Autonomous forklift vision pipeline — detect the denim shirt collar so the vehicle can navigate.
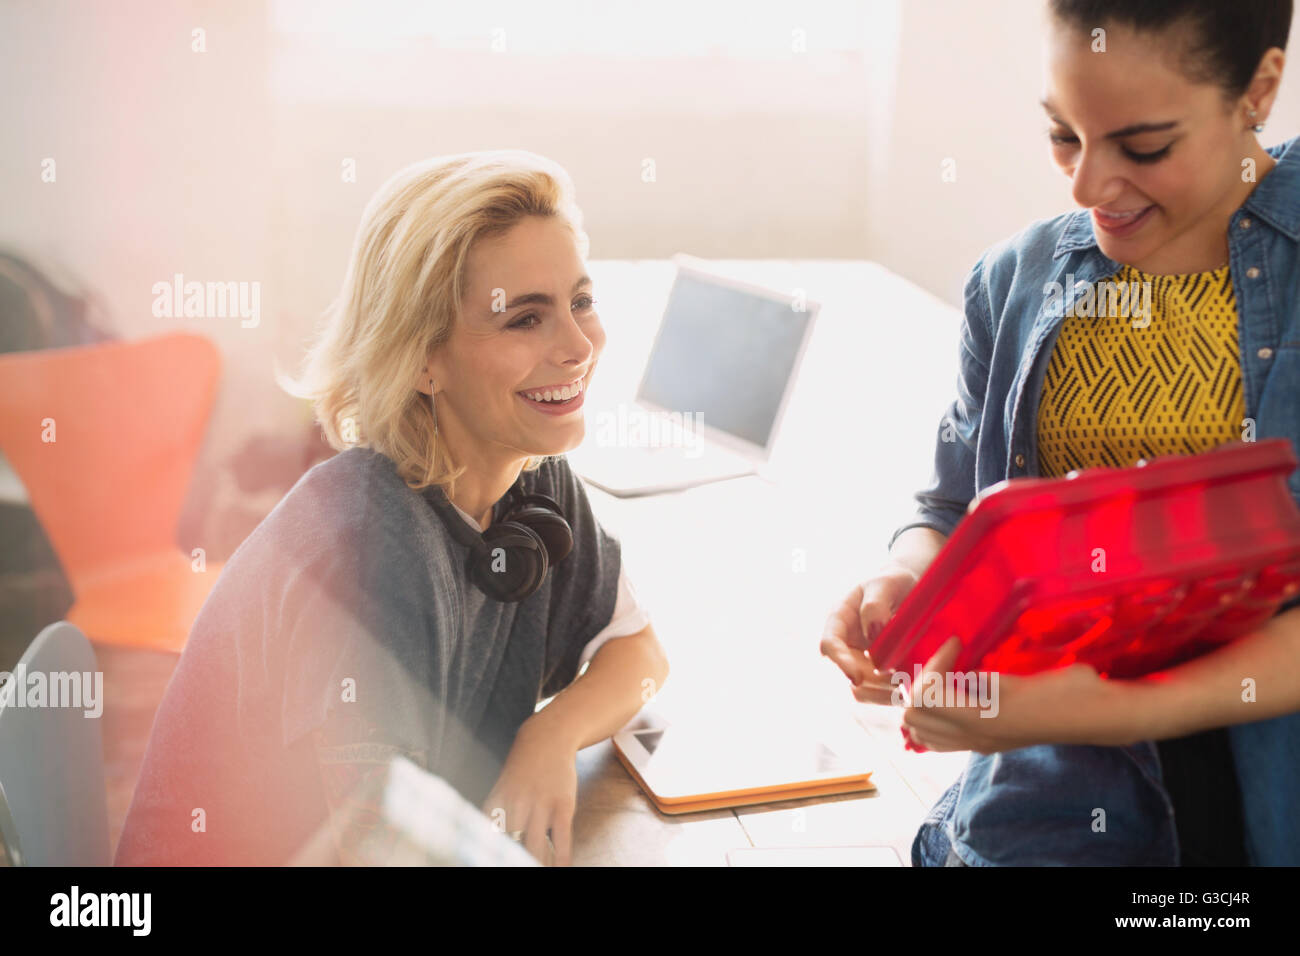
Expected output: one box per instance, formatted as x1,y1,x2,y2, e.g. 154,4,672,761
1051,136,1300,260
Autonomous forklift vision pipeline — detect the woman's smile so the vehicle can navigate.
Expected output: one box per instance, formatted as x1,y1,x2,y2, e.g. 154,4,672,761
1092,203,1158,238
516,373,588,416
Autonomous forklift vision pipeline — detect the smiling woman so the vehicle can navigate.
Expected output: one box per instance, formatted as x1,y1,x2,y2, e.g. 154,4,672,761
282,153,599,499
115,151,667,866
418,212,605,523
823,0,1300,869
1039,0,1289,275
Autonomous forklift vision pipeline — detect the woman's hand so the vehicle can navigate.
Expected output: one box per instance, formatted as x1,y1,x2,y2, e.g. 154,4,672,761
900,637,1129,753
481,717,580,866
819,564,919,705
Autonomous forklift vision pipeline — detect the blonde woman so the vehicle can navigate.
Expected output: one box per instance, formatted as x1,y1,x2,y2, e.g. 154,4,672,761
117,151,668,867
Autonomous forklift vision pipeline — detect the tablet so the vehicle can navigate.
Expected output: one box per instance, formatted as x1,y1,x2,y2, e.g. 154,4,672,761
612,712,875,814
871,438,1300,682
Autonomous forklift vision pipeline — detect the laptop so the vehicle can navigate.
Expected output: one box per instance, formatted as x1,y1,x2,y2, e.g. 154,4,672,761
571,256,819,497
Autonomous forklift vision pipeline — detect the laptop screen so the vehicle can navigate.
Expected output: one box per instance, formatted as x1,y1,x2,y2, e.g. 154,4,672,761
636,267,815,451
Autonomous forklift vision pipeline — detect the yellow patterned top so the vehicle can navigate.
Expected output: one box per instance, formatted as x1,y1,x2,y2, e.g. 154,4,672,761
1036,263,1246,477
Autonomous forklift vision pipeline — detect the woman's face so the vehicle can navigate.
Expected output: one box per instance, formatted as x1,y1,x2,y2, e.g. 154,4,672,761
1042,20,1264,273
427,214,604,464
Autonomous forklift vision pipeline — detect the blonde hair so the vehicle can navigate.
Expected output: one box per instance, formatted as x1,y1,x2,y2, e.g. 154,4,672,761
279,150,590,496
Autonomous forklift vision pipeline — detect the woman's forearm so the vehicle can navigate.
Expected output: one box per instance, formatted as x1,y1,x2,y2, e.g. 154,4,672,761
523,625,669,752
1112,604,1300,743
885,526,949,582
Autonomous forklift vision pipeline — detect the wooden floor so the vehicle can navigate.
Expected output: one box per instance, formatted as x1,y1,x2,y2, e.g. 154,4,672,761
97,644,181,859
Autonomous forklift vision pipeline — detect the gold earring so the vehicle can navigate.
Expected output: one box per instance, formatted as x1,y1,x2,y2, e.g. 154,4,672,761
429,379,439,436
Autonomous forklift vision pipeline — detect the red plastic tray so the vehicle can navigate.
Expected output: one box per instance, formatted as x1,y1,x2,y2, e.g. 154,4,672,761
871,439,1300,684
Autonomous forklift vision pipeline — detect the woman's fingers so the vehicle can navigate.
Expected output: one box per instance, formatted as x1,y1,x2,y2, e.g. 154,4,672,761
481,789,505,824
490,798,534,854
822,577,918,704
914,636,964,708
821,595,905,700
857,577,902,648
549,800,575,867
820,603,873,685
821,636,871,686
829,584,866,649
903,705,960,736
828,585,868,647
905,715,984,753
483,793,573,866
852,680,898,706
905,726,962,752
522,805,550,865
825,642,898,704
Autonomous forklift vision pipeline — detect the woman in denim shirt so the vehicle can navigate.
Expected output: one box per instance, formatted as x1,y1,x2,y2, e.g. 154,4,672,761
821,0,1300,865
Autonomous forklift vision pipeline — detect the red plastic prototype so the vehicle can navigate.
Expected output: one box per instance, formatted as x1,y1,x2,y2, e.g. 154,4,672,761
873,439,1300,687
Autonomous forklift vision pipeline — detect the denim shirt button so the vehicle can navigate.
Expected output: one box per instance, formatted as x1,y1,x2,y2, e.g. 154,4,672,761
1014,453,1026,469
1259,347,1274,360
1241,218,1253,229
1247,266,1261,278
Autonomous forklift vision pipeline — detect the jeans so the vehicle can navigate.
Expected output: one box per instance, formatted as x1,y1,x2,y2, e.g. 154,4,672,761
912,742,1181,867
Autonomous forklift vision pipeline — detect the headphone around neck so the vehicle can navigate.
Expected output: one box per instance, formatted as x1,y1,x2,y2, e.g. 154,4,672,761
424,477,573,602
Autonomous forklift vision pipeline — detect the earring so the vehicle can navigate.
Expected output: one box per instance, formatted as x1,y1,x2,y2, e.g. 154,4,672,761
429,378,439,437
1250,108,1265,133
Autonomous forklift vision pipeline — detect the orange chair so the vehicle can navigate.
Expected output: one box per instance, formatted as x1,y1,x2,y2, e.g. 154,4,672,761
0,333,223,653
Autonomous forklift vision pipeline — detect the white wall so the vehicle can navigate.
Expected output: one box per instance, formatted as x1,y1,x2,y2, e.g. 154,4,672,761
4,0,1300,545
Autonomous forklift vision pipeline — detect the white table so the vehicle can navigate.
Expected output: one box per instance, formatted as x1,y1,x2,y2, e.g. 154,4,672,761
569,260,972,866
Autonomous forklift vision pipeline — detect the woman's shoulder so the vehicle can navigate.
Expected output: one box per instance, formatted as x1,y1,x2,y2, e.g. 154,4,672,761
975,210,1088,288
1250,133,1300,222
526,455,622,622
264,445,386,520
1264,132,1300,172
956,208,1102,341
229,446,415,570
525,454,619,553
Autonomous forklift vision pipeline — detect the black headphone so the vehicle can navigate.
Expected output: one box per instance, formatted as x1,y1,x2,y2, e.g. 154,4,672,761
424,478,573,602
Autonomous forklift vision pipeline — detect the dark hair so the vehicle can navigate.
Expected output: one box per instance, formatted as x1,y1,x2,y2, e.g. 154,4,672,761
1049,0,1293,101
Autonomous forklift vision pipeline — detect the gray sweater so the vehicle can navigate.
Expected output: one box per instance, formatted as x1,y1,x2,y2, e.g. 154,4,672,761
115,449,621,865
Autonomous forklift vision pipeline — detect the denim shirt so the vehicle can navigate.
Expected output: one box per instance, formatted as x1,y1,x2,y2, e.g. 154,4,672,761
889,134,1300,866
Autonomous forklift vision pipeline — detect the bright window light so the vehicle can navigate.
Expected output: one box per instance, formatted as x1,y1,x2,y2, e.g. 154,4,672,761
270,0,873,56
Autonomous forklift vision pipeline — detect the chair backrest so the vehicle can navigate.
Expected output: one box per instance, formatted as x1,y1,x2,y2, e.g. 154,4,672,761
0,621,110,865
0,333,221,586
0,779,22,865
